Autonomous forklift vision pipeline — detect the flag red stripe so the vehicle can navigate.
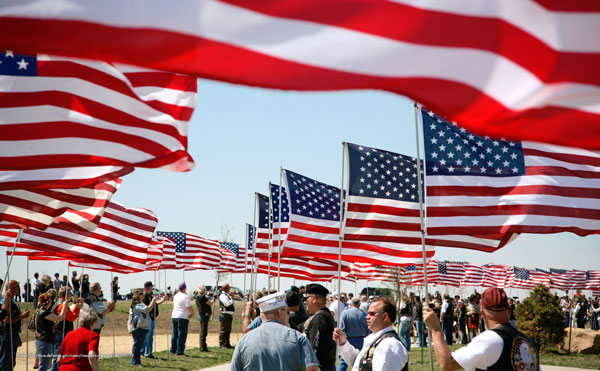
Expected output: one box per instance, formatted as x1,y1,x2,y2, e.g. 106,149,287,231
428,185,600,198
428,204,600,219
346,203,420,217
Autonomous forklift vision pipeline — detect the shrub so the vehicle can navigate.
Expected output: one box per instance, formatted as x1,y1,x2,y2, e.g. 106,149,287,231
514,285,565,349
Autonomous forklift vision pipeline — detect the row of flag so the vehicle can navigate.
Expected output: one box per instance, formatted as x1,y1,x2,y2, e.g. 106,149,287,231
249,109,599,268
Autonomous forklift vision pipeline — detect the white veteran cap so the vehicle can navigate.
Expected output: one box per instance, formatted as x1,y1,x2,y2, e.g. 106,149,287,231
256,291,287,312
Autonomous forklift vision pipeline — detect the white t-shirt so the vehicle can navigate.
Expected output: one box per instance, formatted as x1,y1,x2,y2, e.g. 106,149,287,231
452,330,504,371
329,300,345,320
171,291,192,319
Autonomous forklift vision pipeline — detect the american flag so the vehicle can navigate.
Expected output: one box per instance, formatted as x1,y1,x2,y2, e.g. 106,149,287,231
344,142,436,264
254,192,272,258
284,169,427,266
157,231,221,270
423,109,600,246
347,263,394,282
246,223,255,250
154,235,179,270
0,178,121,231
403,262,440,286
511,267,537,290
12,200,157,272
255,255,348,282
460,262,485,287
217,242,239,272
0,52,196,177
586,271,600,290
482,264,511,288
5,1,600,150
569,270,588,290
541,268,568,291
145,235,166,271
268,183,289,257
0,166,131,190
437,261,465,287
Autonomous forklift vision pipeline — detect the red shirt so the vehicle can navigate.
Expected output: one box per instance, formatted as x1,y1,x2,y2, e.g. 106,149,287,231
58,327,99,371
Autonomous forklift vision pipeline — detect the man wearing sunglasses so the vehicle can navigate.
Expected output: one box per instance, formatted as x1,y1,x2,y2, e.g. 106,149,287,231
231,292,320,371
333,296,408,371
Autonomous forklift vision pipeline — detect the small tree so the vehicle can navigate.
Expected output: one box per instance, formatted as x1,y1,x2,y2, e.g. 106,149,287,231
514,284,565,349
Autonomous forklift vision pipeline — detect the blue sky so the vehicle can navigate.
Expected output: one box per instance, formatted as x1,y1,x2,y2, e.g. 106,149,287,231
4,79,599,296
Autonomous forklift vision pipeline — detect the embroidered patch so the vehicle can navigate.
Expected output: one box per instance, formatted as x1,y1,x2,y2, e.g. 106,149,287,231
511,336,538,371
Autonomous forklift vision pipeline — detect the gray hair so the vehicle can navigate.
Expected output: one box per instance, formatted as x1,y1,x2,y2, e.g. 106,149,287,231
90,282,101,293
79,305,98,329
351,297,361,307
198,284,206,292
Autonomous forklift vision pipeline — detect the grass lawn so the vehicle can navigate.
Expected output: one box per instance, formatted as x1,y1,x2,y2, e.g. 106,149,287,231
98,347,234,371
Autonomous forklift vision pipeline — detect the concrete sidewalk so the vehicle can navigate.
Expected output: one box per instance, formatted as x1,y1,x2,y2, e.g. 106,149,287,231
199,364,595,371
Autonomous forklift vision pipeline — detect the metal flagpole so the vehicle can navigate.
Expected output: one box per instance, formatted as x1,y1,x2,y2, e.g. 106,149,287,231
251,193,259,296
110,272,116,371
153,270,157,366
335,143,347,365
267,184,273,291
277,167,283,291
5,229,22,371
59,263,70,370
414,103,434,371
165,270,170,361
26,256,29,371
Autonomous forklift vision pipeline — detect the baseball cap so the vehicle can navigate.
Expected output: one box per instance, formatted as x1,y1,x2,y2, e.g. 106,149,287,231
178,282,186,290
481,287,509,312
144,281,153,288
222,283,230,290
285,291,301,307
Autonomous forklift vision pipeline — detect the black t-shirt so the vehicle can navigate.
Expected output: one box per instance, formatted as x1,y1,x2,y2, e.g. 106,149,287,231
290,309,309,332
196,295,211,316
37,308,57,344
414,302,423,320
305,308,336,369
143,292,159,320
71,277,80,291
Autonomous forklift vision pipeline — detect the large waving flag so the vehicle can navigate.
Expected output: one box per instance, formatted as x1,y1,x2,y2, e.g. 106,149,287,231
254,186,289,258
0,53,197,175
253,193,271,258
461,262,485,287
283,169,433,265
11,200,157,272
423,109,600,244
0,178,121,231
346,142,506,253
2,1,600,150
157,231,221,270
436,261,465,287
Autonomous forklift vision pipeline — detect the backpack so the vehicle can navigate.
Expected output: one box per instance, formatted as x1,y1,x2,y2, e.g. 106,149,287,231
28,308,40,332
127,307,150,333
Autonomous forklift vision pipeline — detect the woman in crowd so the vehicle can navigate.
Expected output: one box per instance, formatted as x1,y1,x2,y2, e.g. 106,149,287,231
57,306,100,371
80,274,90,298
466,295,480,340
398,294,413,351
130,289,157,367
111,276,120,301
51,287,84,371
35,293,67,371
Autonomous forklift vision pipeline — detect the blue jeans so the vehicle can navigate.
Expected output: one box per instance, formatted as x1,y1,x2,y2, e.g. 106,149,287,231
50,332,66,371
415,320,426,347
443,319,454,345
0,331,20,371
399,320,412,351
339,337,364,371
140,319,155,356
131,328,149,365
170,318,189,355
35,339,55,371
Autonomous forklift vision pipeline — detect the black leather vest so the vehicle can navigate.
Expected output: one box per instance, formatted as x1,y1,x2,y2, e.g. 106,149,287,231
219,293,234,312
358,330,408,371
476,323,539,371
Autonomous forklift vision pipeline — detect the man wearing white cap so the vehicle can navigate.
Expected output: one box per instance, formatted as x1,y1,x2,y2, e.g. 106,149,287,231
231,292,321,371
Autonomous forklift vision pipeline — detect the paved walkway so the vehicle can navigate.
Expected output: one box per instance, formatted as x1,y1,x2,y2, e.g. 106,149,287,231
199,363,594,371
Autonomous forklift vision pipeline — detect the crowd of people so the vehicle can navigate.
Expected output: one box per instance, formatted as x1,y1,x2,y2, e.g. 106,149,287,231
0,271,598,371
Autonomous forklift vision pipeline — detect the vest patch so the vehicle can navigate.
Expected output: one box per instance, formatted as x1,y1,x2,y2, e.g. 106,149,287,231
511,336,538,371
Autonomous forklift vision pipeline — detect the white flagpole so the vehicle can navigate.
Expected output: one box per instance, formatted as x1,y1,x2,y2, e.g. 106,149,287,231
26,256,29,371
335,142,348,365
267,184,273,291
277,167,283,291
110,272,116,371
251,194,259,296
414,103,434,371
165,270,170,361
5,228,22,371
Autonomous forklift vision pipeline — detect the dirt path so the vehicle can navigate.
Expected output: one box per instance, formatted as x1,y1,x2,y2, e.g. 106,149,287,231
13,326,243,371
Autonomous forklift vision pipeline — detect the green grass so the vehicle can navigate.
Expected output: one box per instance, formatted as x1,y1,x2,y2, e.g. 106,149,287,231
98,347,234,371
